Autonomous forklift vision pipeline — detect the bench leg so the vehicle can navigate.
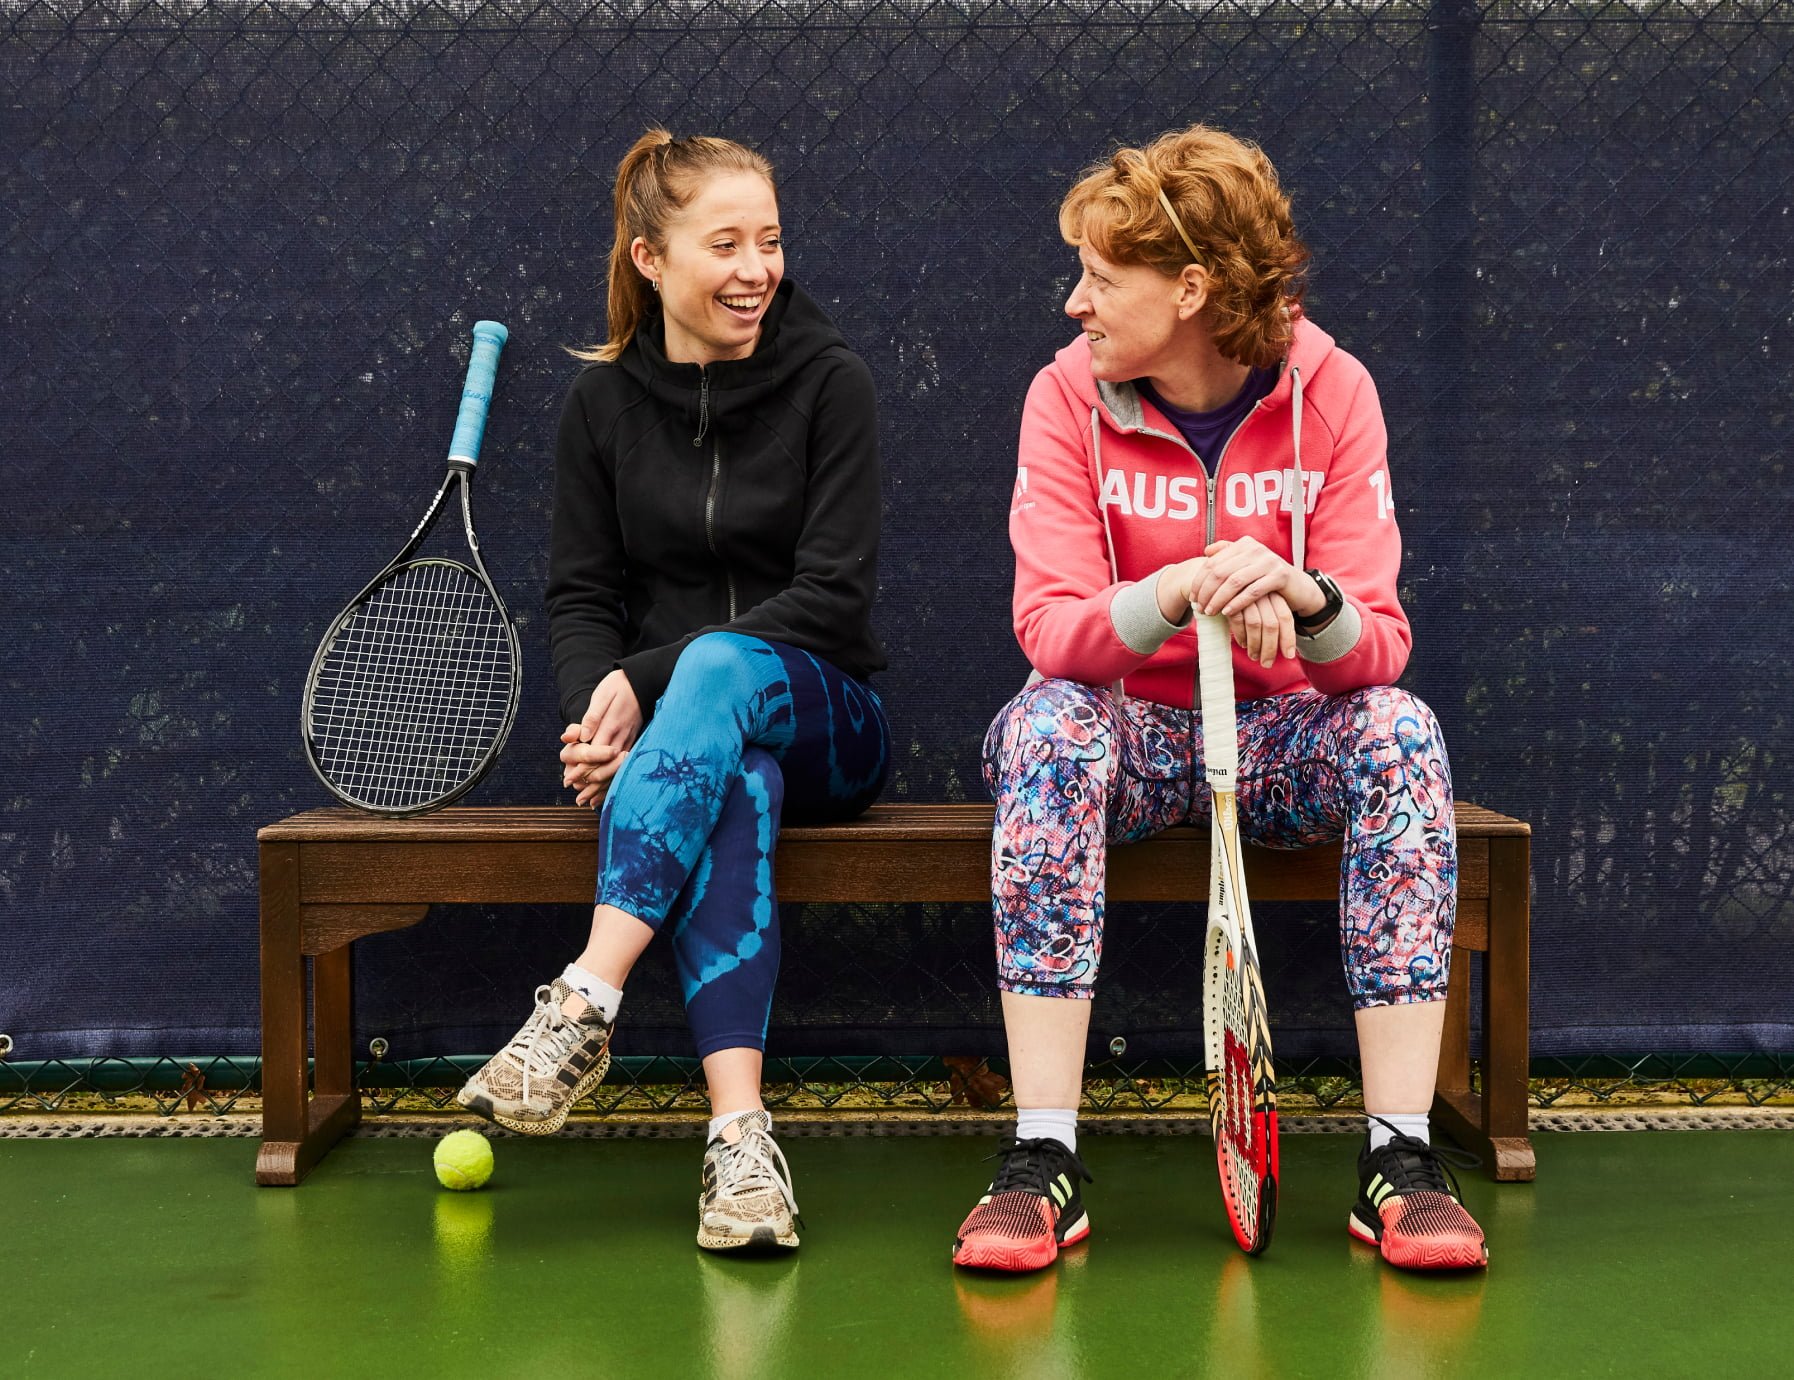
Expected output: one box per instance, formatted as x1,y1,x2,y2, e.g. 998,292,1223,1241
1432,949,1488,1172
310,941,362,1141
1481,834,1534,1180
1435,934,1473,1102
257,842,309,1186
1432,838,1535,1182
257,852,363,1186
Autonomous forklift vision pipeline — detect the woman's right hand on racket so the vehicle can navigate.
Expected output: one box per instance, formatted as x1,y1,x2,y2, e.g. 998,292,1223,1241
561,669,643,806
1159,558,1296,668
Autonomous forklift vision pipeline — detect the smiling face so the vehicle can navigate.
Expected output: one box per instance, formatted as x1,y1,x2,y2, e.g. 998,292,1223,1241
634,170,783,367
1063,243,1190,384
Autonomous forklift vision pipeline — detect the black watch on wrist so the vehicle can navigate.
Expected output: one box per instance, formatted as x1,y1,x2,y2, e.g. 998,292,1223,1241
1293,569,1344,632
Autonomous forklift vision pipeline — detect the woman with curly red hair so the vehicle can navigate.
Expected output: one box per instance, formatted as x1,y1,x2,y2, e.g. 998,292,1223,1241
951,124,1487,1274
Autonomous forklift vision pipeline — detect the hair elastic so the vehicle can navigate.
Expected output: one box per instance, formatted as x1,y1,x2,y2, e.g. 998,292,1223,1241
1156,187,1206,269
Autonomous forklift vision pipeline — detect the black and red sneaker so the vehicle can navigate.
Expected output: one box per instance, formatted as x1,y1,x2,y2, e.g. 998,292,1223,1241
1349,1123,1488,1270
952,1137,1093,1273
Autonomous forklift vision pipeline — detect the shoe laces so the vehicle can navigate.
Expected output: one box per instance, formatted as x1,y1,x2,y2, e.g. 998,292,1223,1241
985,1136,1093,1197
500,984,584,1103
1366,1116,1480,1200
712,1123,800,1219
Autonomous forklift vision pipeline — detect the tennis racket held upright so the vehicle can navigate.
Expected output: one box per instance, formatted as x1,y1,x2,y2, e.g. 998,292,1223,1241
301,320,521,816
1197,612,1279,1255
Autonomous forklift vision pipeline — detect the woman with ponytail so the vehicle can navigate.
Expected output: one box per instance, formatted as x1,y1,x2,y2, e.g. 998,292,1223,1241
950,124,1487,1275
457,129,889,1253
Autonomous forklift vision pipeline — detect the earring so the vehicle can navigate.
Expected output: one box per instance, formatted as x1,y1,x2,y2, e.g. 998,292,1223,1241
650,280,660,293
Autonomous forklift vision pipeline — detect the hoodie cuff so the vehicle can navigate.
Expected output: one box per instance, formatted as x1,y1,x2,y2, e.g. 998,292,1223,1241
1295,598,1363,664
560,684,598,728
1110,570,1191,656
617,644,681,719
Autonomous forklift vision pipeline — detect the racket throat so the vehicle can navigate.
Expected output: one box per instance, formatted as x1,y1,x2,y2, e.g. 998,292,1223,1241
1212,794,1241,848
457,471,484,555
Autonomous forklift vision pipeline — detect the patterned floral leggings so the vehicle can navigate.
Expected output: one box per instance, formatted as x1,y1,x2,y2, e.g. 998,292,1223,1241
983,677,1456,1009
596,632,890,1056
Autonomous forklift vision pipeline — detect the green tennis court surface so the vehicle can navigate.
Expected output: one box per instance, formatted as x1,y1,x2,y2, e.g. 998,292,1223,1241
10,1132,1788,1377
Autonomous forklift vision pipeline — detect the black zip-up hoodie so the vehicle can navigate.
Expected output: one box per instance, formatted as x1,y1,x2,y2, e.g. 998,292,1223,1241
546,279,887,725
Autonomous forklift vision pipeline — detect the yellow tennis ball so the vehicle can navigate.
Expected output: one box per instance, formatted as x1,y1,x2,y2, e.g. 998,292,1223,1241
433,1129,494,1191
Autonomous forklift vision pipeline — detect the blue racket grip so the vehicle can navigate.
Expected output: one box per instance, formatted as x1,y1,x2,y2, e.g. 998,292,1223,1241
447,320,508,468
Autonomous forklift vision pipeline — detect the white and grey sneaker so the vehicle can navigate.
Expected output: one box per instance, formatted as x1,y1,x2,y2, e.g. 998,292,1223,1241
454,978,613,1135
698,1110,801,1252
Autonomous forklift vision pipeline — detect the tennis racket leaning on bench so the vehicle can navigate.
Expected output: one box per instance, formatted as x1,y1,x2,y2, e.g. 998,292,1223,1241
1197,612,1280,1255
301,320,520,816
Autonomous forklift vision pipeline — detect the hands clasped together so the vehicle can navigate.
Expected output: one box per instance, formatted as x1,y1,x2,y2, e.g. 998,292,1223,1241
1156,537,1329,668
560,667,643,807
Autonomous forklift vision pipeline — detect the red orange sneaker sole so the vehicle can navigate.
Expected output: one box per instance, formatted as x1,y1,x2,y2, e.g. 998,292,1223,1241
1349,1211,1488,1270
953,1214,1089,1273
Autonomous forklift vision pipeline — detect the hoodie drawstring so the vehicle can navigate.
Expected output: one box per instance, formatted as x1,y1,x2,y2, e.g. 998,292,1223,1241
1288,363,1306,572
1090,406,1121,587
1089,405,1131,705
693,370,710,448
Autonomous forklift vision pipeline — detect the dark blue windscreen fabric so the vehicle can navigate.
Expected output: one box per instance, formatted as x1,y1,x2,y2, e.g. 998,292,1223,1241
4,1,1789,1064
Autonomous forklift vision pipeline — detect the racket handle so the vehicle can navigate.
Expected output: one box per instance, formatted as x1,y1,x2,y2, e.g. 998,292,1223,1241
1195,613,1239,787
447,320,509,469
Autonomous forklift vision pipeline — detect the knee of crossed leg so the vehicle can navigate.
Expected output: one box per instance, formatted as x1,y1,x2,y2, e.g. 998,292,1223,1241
663,631,767,712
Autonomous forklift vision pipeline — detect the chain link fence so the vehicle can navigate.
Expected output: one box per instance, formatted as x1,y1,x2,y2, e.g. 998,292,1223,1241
5,1046,1792,1123
5,0,1791,1110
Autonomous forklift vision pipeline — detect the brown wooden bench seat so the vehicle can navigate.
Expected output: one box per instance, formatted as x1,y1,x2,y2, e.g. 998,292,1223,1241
257,802,1531,1186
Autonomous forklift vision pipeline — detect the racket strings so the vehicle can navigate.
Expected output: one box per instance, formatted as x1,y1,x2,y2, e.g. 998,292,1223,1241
308,561,515,810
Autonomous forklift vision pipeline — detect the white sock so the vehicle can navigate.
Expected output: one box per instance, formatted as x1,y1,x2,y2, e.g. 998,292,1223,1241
1367,1112,1430,1151
1015,1108,1079,1153
709,1109,768,1144
560,963,623,1023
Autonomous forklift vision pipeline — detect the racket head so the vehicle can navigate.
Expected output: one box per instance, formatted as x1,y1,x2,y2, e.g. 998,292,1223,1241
301,555,521,815
1203,819,1280,1255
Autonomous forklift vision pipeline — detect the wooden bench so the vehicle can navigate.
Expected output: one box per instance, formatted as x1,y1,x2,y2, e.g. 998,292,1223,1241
257,802,1531,1186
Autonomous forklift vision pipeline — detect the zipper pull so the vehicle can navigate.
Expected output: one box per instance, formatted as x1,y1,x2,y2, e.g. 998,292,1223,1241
693,371,710,447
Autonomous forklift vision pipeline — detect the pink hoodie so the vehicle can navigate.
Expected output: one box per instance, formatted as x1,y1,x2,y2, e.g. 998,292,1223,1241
1009,316,1410,709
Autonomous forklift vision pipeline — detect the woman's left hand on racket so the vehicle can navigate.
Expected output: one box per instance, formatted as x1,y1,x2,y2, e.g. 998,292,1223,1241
1169,555,1296,667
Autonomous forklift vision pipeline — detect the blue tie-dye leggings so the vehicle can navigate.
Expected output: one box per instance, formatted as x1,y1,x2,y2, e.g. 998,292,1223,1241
595,632,891,1057
984,677,1457,1009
